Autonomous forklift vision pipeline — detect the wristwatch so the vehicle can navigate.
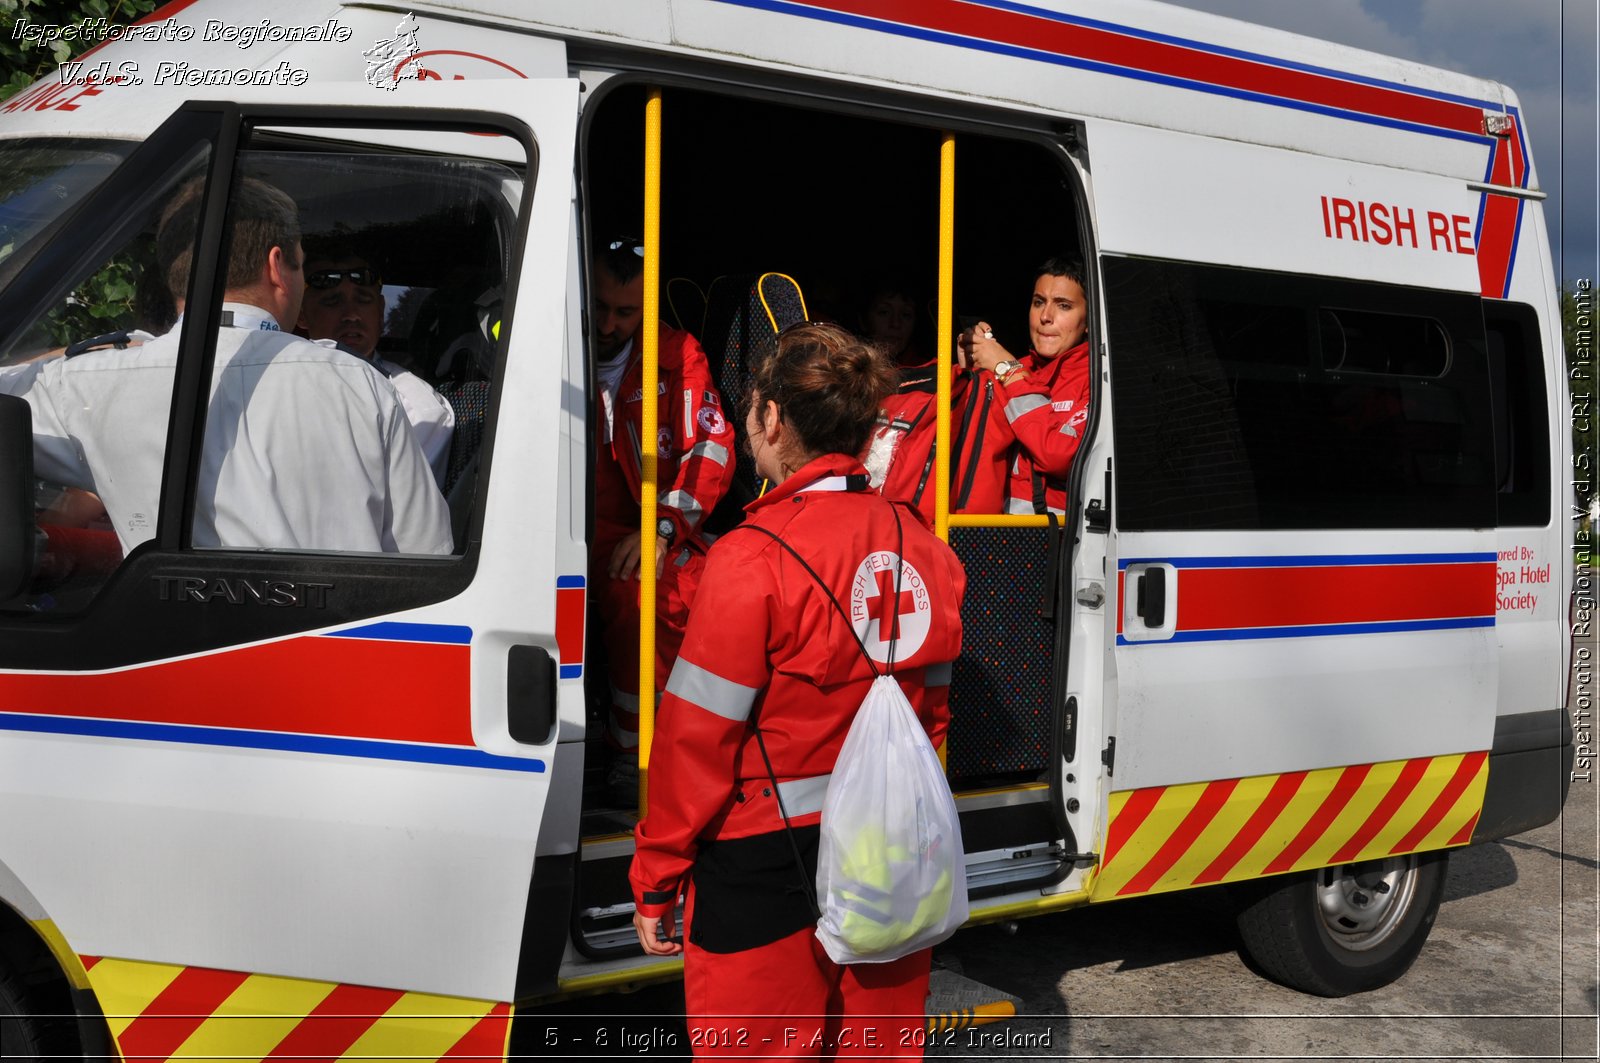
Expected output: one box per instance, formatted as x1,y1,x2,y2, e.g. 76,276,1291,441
656,517,677,545
992,359,1024,382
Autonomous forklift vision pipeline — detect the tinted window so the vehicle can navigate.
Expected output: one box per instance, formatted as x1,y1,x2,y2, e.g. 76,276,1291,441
1485,301,1550,526
1105,257,1495,530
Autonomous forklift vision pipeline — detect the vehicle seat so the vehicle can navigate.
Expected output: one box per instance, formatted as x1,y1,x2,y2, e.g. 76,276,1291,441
699,272,807,532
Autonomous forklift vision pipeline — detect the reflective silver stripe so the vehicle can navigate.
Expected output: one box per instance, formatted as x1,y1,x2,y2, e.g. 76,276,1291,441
797,475,854,493
609,685,639,711
1006,497,1035,515
1058,423,1079,438
926,661,952,687
776,773,831,818
666,658,759,722
689,440,729,467
662,489,704,523
1004,393,1049,423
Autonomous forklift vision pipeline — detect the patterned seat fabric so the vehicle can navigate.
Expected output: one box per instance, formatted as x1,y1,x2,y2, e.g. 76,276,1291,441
699,272,807,533
946,525,1058,784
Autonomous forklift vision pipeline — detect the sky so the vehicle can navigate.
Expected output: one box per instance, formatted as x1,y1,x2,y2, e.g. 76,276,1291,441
1164,0,1600,287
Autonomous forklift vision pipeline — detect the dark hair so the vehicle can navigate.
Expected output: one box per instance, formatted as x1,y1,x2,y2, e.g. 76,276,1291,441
1034,254,1086,292
750,322,896,459
597,235,645,285
158,176,301,302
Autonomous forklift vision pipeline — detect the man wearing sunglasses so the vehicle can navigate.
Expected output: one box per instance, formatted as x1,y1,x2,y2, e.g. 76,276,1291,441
298,242,455,487
591,236,736,773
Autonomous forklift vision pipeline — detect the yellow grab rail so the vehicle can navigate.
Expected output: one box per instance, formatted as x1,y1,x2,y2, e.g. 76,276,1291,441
934,133,956,543
637,88,663,814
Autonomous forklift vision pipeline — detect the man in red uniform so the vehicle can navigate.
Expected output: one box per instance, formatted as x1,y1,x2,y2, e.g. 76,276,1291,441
955,255,1094,515
591,237,736,763
631,324,966,1057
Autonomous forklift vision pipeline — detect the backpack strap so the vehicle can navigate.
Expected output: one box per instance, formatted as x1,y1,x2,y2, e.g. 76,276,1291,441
726,500,908,921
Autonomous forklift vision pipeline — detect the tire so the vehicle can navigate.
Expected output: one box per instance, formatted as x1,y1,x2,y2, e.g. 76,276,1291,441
0,932,81,1063
1233,850,1448,997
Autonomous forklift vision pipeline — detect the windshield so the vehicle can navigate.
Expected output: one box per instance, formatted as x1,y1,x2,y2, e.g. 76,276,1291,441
0,138,132,266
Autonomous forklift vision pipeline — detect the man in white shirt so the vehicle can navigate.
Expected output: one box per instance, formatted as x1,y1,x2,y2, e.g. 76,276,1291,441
297,242,456,487
0,176,452,556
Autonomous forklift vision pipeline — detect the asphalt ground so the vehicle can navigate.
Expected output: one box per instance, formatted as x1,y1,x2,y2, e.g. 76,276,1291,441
520,753,1597,1062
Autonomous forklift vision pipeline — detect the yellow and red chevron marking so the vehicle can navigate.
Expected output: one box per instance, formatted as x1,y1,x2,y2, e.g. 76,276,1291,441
1091,751,1488,901
81,956,511,1062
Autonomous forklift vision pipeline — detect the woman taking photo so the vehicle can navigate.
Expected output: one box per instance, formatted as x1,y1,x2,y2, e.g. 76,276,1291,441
630,323,966,1058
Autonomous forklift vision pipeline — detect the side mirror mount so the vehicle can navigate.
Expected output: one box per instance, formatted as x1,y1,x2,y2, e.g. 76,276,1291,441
0,393,35,601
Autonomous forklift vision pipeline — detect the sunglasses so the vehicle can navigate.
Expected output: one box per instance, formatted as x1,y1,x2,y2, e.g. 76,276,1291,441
307,267,381,290
607,239,645,257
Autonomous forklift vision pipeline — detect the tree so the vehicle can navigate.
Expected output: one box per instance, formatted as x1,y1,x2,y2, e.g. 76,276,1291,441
1,0,161,102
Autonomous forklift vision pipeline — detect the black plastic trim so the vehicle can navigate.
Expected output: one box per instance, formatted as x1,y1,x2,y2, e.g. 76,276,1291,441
514,850,576,1001
1474,709,1574,842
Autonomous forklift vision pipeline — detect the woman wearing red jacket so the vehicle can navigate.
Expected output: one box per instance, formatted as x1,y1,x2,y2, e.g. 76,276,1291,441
955,256,1093,516
630,323,966,1058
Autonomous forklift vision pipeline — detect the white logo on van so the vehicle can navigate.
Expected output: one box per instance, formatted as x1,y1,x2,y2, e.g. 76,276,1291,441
850,551,932,663
364,13,426,90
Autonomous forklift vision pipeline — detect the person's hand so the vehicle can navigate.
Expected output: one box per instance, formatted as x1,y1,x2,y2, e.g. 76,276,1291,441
956,320,1014,374
608,531,670,580
634,909,683,956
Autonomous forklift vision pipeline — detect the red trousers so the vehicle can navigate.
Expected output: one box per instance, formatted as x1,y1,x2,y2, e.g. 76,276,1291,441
683,925,930,1060
595,540,704,752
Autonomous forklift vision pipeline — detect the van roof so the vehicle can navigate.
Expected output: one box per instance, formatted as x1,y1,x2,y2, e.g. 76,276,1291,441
0,0,1530,188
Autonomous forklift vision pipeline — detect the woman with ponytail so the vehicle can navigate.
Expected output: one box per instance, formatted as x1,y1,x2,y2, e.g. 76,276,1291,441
631,323,966,1058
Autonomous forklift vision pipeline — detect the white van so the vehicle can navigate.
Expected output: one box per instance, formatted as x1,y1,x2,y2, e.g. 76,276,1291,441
0,0,1574,1058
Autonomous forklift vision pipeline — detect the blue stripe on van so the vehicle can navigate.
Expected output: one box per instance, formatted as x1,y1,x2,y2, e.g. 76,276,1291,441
325,622,473,644
0,713,545,773
1117,552,1496,570
1115,615,1494,646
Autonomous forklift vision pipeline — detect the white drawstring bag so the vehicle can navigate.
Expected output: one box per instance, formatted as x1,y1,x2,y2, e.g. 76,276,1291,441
814,674,968,964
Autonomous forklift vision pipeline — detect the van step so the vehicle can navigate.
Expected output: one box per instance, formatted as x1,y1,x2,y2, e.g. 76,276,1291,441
925,967,1021,1031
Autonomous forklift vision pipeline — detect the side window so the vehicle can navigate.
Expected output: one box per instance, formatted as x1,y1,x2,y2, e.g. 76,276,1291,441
0,120,529,617
1485,301,1551,526
186,132,526,556
1105,256,1496,531
0,140,210,614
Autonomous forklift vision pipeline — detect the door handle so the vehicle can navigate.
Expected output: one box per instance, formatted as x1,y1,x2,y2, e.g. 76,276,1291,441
507,645,556,744
1136,566,1166,627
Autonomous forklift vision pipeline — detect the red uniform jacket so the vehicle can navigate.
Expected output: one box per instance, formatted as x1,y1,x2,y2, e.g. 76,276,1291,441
1002,340,1092,515
631,454,966,918
596,325,736,549
866,361,1012,522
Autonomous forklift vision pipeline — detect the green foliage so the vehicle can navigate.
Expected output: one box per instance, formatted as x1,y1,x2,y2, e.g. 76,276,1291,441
1,0,161,102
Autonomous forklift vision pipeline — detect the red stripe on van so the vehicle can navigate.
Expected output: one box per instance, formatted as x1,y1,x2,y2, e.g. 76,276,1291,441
1328,756,1432,865
1117,777,1238,896
1176,562,1492,633
1392,750,1487,853
1101,786,1164,868
262,984,406,1060
115,966,251,1062
785,0,1486,136
1191,769,1307,884
0,635,470,747
1263,763,1371,874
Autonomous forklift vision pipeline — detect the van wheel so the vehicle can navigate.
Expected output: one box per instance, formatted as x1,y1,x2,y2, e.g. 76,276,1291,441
1233,851,1447,996
0,933,81,1062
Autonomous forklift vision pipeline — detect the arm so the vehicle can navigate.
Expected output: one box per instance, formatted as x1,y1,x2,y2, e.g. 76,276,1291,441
997,355,1091,479
630,539,774,944
0,359,95,489
659,331,736,542
381,394,453,554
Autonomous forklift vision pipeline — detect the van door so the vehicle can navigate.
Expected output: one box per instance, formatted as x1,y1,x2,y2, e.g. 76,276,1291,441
1084,120,1498,904
0,80,579,1006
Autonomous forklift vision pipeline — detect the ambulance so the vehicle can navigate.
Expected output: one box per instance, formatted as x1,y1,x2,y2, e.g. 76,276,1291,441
0,0,1575,1058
